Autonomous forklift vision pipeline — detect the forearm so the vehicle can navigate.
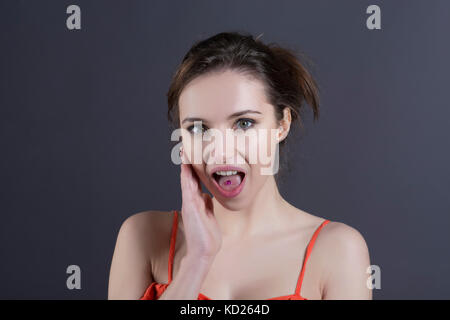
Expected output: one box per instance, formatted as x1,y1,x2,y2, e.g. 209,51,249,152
157,255,214,300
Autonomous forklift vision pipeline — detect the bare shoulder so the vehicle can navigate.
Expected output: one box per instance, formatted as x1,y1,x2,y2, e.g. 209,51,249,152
108,209,176,299
122,209,174,232
313,220,370,267
312,220,372,299
119,210,176,256
289,207,370,267
317,220,369,251
289,206,369,252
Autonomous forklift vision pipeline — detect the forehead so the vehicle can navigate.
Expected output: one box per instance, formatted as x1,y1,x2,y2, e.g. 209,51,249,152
178,70,272,121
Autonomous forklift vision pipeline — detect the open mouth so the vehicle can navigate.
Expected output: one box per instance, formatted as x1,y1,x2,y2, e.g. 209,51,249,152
213,171,245,186
211,168,246,198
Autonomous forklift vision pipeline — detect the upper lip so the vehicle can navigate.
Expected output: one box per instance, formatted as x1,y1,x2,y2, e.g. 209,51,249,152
209,165,247,177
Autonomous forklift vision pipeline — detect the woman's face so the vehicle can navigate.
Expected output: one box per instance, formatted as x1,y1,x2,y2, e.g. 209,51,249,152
178,69,289,210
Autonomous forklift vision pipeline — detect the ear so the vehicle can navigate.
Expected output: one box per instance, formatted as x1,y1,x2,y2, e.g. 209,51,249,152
277,107,292,143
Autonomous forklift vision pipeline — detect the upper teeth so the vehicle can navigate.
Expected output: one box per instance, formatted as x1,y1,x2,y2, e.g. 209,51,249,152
215,170,238,176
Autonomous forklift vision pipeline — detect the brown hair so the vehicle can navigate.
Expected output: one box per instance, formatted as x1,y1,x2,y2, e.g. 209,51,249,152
167,31,321,182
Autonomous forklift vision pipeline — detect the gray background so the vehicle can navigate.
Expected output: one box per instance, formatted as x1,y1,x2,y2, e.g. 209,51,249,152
1,0,449,299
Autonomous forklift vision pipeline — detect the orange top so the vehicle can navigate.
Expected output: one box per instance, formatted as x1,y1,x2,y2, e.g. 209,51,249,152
140,210,330,300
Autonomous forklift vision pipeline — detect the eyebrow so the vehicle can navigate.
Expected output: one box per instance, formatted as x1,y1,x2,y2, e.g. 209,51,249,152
181,109,262,125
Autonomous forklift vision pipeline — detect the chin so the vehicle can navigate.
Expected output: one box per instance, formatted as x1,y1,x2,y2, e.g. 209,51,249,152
208,182,255,211
213,194,252,212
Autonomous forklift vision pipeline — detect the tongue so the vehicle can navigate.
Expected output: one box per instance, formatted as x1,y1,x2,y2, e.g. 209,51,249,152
218,174,242,191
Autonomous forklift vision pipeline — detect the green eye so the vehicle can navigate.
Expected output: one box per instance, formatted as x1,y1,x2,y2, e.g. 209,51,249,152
235,118,255,130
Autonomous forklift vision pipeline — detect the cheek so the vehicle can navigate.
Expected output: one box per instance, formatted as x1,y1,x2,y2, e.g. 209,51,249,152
240,128,278,177
260,129,279,175
240,128,278,167
245,164,271,193
182,134,204,164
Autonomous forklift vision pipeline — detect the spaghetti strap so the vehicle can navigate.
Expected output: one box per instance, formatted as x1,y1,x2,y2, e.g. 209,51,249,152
295,219,330,296
167,210,179,283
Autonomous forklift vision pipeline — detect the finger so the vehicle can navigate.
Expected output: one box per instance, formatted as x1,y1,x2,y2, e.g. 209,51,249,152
189,164,202,190
180,148,195,195
180,163,201,202
180,148,203,201
180,146,185,164
181,146,189,165
181,164,196,201
180,163,190,198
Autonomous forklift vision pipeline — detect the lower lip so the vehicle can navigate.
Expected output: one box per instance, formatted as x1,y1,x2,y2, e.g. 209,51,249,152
211,173,246,198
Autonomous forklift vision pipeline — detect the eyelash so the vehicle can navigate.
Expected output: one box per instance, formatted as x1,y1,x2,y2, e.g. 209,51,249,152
187,118,256,134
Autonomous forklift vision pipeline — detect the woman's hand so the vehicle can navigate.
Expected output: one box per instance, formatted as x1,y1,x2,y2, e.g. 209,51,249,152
179,147,222,260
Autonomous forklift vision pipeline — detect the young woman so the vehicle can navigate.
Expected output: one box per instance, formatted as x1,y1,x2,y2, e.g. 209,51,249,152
108,31,372,300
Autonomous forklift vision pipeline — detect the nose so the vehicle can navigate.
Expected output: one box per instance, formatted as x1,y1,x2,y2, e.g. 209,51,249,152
205,128,238,165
